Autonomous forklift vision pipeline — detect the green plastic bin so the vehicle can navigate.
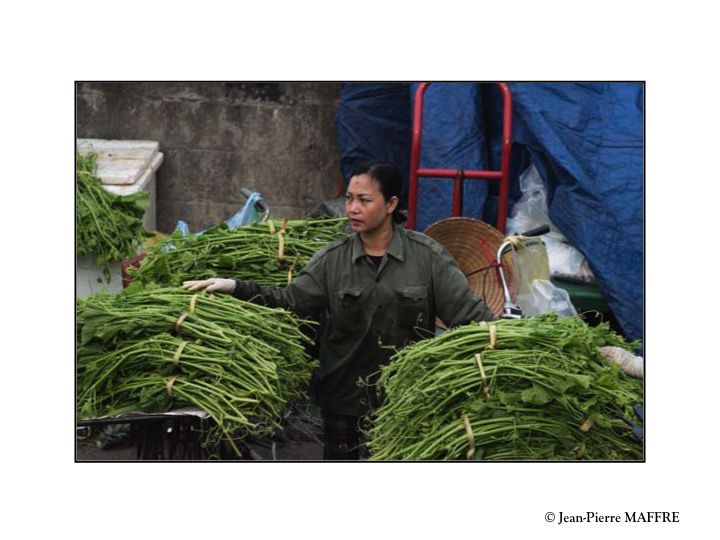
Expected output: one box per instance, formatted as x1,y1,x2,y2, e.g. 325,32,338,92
550,277,608,314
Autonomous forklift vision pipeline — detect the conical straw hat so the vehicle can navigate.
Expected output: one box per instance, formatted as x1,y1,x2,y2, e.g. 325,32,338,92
424,217,516,317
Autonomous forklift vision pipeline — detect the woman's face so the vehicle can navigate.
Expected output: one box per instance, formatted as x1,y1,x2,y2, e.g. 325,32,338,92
345,174,398,233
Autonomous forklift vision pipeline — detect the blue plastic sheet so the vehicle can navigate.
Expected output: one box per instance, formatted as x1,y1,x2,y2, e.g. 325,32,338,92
508,83,644,344
335,84,412,202
335,82,644,342
173,192,264,236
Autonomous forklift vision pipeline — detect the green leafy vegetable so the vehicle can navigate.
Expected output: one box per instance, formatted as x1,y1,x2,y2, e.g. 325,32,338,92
128,217,347,287
76,152,151,278
76,287,318,456
366,314,643,461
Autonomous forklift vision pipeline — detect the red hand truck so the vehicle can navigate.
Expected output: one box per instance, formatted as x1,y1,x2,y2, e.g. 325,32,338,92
406,82,513,234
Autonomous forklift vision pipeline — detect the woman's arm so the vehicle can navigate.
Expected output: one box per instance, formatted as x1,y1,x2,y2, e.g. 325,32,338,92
432,246,495,326
232,267,328,316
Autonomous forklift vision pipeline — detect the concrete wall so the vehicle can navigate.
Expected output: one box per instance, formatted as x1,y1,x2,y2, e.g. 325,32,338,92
76,82,343,232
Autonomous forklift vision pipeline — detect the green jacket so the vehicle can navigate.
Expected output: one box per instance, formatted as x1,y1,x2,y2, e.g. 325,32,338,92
233,223,494,416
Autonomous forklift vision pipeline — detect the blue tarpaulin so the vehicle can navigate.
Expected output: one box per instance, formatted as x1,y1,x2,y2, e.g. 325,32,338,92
335,84,412,201
335,82,644,343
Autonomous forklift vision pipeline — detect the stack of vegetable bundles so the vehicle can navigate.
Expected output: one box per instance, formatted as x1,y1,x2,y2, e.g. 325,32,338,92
76,152,150,276
367,315,643,461
128,217,347,287
77,287,318,455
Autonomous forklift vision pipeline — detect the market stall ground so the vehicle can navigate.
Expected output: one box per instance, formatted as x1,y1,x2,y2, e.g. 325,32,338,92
76,401,326,461
76,424,324,461
76,435,323,461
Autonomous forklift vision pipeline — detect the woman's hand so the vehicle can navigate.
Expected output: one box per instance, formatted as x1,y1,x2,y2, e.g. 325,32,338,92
182,278,236,294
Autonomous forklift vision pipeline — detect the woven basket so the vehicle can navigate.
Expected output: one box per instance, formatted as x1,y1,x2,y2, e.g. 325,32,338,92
424,217,516,317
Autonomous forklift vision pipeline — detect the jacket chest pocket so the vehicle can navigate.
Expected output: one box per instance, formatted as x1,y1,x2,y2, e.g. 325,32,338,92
395,285,428,328
331,288,364,333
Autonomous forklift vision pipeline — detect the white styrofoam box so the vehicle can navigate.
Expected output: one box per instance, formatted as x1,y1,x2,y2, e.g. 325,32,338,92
76,139,163,298
76,256,124,299
77,139,159,185
103,152,163,231
77,138,163,231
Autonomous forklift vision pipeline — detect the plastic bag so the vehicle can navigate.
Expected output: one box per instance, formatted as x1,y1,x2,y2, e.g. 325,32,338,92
172,192,265,237
507,164,595,283
225,192,263,229
521,279,578,318
164,192,266,253
173,220,191,236
543,236,594,282
511,239,550,315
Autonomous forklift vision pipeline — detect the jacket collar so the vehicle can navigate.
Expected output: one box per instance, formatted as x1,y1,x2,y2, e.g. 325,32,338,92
351,223,406,263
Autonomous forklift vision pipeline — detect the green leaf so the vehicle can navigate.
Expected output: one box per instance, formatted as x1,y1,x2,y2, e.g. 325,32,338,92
123,281,145,294
170,230,186,242
218,254,235,267
595,372,620,391
578,397,598,412
520,384,552,405
569,373,591,389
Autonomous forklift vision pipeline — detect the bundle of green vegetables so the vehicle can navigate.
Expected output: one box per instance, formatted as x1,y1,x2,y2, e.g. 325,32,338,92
366,315,643,461
76,152,151,275
128,217,347,287
77,286,318,455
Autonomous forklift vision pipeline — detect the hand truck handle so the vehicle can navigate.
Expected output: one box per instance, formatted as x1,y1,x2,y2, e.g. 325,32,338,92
518,224,550,238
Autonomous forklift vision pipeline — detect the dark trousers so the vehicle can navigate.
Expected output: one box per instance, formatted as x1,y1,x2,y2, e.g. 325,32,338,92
322,412,364,460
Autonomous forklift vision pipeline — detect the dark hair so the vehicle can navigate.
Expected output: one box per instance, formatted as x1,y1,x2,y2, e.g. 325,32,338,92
349,161,407,223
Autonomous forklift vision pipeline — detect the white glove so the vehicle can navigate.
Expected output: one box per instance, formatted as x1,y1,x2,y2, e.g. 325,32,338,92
598,346,643,378
182,278,236,294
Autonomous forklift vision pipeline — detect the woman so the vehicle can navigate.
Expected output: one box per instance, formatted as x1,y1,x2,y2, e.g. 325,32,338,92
183,161,495,459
